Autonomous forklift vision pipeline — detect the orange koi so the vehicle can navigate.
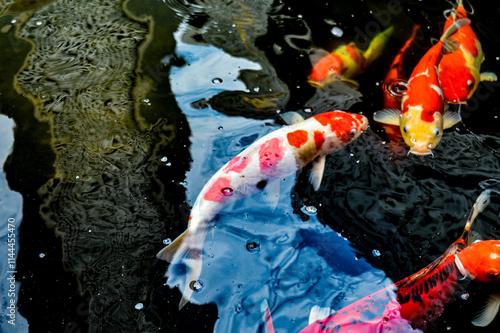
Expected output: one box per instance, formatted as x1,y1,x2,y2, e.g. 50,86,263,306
373,18,470,156
438,0,497,104
297,190,500,332
308,26,394,87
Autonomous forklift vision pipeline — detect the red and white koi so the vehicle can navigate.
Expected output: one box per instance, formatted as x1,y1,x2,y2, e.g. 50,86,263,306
373,18,470,156
297,190,500,332
308,26,394,87
438,0,497,104
157,111,368,309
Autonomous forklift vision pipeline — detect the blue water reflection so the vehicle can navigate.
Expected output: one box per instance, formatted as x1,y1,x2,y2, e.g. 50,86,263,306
167,22,392,332
0,115,28,332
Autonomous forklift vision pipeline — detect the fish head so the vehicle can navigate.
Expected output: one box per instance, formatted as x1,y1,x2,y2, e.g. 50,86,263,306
400,106,444,156
308,43,364,86
308,53,343,86
456,240,500,283
313,111,368,153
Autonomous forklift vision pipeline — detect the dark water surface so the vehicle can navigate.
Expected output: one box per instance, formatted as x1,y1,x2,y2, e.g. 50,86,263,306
1,0,500,332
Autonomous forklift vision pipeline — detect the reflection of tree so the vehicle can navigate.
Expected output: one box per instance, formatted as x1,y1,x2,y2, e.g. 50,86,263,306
178,0,290,119
11,0,191,332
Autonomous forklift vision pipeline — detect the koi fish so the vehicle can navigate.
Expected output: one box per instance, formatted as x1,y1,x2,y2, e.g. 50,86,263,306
373,18,470,156
438,0,498,104
378,24,420,145
298,190,500,332
157,111,368,309
308,26,394,87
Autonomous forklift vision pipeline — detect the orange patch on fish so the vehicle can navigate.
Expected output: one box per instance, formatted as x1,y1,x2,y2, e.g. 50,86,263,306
287,129,309,148
314,112,360,143
314,131,325,150
203,177,233,203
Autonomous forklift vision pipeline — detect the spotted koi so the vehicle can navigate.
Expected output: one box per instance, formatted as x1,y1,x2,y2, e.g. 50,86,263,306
157,111,368,309
438,0,498,104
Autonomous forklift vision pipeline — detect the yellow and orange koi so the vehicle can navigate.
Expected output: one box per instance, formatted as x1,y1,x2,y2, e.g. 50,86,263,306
308,26,394,87
373,18,469,156
438,0,497,104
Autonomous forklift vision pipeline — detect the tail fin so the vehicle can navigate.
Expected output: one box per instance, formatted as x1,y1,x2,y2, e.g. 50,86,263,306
441,17,471,42
364,26,394,67
460,190,491,244
157,230,207,310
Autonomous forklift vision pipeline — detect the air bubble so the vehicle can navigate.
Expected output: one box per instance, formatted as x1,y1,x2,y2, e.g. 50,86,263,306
460,293,469,300
246,241,260,252
372,249,381,257
163,238,172,245
303,107,312,113
331,27,343,37
235,303,243,313
189,280,203,292
135,303,144,310
221,187,233,196
212,78,223,84
39,253,46,258
218,126,223,131
160,156,168,162
301,205,318,215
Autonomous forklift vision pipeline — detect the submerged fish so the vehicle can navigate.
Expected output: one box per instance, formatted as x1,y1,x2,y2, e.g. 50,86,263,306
296,190,500,332
438,0,497,104
308,26,394,87
373,18,470,156
157,111,368,309
378,24,420,145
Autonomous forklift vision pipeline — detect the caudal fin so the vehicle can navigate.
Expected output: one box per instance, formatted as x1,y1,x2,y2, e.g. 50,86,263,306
157,230,207,310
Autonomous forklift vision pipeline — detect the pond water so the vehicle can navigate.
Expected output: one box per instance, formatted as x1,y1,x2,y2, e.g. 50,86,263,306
1,0,500,332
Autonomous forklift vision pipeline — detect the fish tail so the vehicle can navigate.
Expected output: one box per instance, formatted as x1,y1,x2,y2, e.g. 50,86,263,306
461,190,491,243
364,26,394,67
441,17,471,42
157,229,207,309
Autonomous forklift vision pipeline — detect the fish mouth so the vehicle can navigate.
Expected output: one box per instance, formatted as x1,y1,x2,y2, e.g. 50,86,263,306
409,148,434,157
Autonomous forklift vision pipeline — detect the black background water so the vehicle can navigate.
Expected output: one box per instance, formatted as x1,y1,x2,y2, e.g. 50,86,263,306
1,0,500,332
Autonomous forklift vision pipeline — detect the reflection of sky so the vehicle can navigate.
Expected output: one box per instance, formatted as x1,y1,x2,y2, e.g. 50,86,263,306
0,115,28,332
167,20,392,333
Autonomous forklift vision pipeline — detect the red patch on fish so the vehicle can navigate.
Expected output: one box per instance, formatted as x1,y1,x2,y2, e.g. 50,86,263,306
203,176,232,203
314,131,325,150
224,155,251,173
287,130,309,148
259,137,285,176
314,112,357,143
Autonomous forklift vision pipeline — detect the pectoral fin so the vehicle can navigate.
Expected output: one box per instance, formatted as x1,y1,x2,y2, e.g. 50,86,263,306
472,293,500,327
480,72,498,82
309,155,326,191
373,108,401,126
280,111,305,125
262,180,281,211
443,110,462,129
308,305,334,324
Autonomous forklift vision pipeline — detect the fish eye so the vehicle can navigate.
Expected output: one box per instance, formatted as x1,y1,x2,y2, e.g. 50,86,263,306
403,125,409,133
433,128,440,137
411,138,416,143
467,79,474,87
349,129,357,136
486,268,499,280
428,143,434,148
